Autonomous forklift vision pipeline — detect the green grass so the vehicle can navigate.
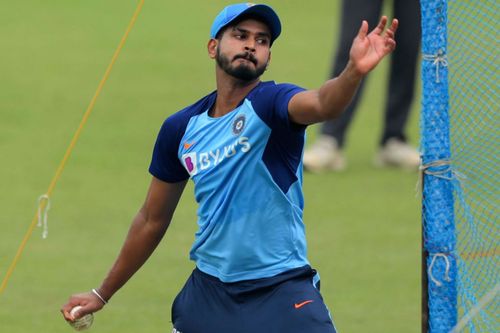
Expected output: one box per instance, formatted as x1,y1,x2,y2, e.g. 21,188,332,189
0,1,421,332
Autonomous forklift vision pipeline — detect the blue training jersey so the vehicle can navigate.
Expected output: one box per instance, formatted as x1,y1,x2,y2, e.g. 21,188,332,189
149,81,310,282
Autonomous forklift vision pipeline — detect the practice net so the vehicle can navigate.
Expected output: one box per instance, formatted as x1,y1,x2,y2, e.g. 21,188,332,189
421,0,499,332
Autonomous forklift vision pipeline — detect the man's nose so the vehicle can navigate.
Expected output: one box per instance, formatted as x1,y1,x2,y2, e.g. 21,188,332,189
244,40,256,52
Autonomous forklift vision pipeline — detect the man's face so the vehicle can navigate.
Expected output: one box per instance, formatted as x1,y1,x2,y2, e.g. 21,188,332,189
214,19,271,81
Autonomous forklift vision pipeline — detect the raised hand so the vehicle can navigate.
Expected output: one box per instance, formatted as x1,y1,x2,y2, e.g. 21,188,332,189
349,16,398,75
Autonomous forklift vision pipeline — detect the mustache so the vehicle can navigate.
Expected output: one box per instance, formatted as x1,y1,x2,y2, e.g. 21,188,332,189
233,52,257,65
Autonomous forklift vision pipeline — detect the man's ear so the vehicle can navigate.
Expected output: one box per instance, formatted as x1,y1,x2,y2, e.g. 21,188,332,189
208,39,218,59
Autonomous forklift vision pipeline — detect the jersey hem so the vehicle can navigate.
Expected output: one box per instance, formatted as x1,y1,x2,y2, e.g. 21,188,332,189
195,260,310,283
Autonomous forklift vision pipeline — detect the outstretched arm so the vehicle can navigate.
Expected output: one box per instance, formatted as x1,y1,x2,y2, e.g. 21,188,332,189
289,16,398,125
61,177,187,321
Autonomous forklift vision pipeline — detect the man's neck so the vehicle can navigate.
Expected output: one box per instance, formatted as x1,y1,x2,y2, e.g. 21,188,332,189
211,70,261,118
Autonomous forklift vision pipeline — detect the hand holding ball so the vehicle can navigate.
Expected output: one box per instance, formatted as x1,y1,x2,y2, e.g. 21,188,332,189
63,289,106,330
69,306,94,331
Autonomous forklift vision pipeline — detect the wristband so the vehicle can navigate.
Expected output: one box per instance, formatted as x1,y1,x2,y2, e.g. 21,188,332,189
92,288,108,305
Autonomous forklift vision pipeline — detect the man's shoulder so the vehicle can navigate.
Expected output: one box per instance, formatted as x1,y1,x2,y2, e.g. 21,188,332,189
163,91,216,128
249,81,304,99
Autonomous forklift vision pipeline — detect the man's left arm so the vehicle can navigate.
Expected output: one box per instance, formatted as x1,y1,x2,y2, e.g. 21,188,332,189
288,16,398,125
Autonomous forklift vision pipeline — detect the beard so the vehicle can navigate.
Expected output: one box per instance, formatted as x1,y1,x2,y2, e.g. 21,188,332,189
216,48,268,81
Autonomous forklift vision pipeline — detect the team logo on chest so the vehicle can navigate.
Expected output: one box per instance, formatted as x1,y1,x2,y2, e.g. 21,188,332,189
232,114,246,135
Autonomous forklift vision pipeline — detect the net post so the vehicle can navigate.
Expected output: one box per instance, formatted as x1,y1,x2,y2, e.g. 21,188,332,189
420,0,457,332
422,231,428,333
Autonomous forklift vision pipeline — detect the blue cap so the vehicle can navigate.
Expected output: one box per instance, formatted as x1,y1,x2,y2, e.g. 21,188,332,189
210,3,282,44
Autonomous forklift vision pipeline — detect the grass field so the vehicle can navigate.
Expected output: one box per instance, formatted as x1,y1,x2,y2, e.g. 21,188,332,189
0,1,421,332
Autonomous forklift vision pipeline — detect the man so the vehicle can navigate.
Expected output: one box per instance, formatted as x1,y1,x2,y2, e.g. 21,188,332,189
61,3,398,332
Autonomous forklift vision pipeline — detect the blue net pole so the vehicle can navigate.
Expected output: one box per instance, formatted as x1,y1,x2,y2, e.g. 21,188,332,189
420,0,457,332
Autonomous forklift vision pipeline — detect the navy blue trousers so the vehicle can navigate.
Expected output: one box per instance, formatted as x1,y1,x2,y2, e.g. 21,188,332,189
171,266,337,333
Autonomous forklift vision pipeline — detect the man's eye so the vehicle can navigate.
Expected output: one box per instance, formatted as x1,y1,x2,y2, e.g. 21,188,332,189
257,38,269,45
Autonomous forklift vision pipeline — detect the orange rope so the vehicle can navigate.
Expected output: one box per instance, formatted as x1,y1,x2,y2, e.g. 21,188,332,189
460,248,499,260
0,0,145,295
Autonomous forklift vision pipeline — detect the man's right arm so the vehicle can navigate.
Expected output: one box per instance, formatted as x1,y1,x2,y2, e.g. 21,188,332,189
61,177,187,321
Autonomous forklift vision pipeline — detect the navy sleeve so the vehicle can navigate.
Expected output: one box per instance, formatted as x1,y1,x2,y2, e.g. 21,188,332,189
149,117,190,183
273,83,306,130
251,82,306,132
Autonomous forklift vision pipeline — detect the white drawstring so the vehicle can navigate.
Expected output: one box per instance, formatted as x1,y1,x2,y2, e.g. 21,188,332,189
423,49,448,83
37,194,51,239
428,253,452,287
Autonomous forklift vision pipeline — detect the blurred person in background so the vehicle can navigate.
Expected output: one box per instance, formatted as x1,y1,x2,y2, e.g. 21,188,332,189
304,0,421,172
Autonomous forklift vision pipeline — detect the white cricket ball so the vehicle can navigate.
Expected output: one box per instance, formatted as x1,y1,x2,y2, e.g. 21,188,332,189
69,305,94,331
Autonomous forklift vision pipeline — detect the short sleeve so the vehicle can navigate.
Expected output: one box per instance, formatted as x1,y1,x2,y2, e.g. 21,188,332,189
273,83,306,126
149,118,190,183
250,82,306,132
